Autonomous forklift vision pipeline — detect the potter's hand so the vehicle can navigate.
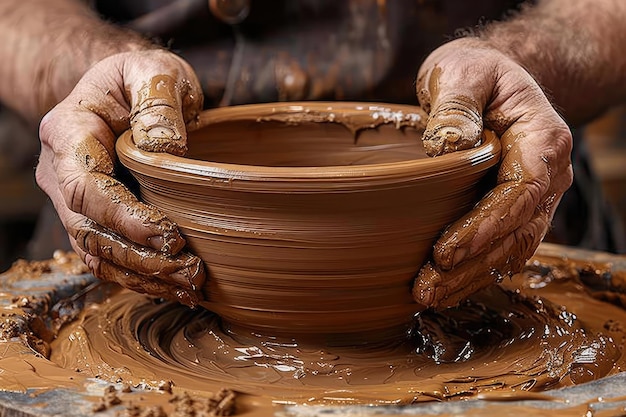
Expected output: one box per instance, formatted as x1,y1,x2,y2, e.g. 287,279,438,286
36,50,206,307
412,38,573,309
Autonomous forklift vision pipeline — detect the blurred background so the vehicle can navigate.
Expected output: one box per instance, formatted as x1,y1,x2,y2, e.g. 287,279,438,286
0,108,69,271
1,105,625,272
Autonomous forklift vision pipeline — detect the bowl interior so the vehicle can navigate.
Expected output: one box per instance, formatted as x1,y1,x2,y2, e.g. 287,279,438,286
184,102,429,168
186,120,428,167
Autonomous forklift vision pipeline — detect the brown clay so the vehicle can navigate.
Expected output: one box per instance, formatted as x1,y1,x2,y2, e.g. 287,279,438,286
116,101,501,341
0,249,626,415
44,249,626,407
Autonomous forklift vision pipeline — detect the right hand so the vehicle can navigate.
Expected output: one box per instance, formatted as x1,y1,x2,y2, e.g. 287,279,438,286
36,49,206,307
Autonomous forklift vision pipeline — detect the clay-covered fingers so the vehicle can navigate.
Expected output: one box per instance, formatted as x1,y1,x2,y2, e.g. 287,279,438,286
74,220,204,291
76,245,202,307
72,234,204,308
413,38,573,309
416,47,493,156
130,72,202,155
36,50,206,301
431,124,572,272
414,210,551,309
95,260,200,307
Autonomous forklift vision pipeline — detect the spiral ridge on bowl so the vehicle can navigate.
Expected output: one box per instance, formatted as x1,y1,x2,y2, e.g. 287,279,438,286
117,102,501,340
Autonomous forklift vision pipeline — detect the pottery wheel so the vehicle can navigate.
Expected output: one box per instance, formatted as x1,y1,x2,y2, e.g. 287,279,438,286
1,244,626,416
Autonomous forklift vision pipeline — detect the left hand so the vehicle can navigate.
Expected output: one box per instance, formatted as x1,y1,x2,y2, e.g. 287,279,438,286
412,37,573,310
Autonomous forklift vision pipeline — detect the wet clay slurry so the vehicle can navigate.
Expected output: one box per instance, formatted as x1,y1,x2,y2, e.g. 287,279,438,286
46,252,626,408
50,284,622,402
116,102,501,341
1,250,626,415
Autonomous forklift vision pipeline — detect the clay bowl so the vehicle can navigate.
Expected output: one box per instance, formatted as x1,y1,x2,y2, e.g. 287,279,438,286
117,102,501,344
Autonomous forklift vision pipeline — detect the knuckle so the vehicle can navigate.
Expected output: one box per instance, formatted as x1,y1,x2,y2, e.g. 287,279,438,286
563,164,574,190
550,122,574,154
60,172,88,214
68,218,94,246
107,206,134,238
523,178,548,206
542,127,574,193
38,109,58,147
73,226,88,249
84,254,104,279
34,162,49,191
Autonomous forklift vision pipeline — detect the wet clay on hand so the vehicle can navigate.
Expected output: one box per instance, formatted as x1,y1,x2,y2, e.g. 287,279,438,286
131,74,202,156
36,50,207,306
74,219,205,307
416,65,483,156
70,135,205,306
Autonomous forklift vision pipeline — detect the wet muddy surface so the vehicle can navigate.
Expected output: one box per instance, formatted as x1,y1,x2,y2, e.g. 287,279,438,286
1,246,626,416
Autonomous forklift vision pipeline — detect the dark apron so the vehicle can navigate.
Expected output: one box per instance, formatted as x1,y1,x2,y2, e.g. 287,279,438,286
95,0,522,106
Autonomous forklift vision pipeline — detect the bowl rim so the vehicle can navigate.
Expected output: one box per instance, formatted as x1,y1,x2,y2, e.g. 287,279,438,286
117,101,501,184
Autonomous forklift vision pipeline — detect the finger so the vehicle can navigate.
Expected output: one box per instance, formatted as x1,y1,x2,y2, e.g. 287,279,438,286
74,219,205,291
414,211,550,310
416,55,492,156
432,179,539,270
126,56,203,155
71,239,201,307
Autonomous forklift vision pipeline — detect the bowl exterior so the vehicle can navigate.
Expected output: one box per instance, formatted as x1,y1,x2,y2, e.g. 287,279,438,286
117,102,501,339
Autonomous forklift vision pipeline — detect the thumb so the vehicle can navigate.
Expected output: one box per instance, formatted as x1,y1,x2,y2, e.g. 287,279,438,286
416,54,493,156
127,54,203,156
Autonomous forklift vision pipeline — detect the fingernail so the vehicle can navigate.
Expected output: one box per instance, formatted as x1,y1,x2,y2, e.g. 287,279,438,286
413,262,441,306
163,231,185,254
170,260,205,291
135,127,186,155
416,284,435,308
147,126,179,141
422,130,445,156
188,259,206,290
452,247,468,269
147,232,185,255
439,126,462,143
175,288,199,308
147,235,164,251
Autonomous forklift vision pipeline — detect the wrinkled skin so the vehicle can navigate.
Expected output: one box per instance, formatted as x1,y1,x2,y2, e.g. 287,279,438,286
36,49,206,307
413,38,573,310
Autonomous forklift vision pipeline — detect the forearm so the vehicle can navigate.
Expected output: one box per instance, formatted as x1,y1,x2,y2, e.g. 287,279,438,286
0,0,155,122
481,0,626,126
